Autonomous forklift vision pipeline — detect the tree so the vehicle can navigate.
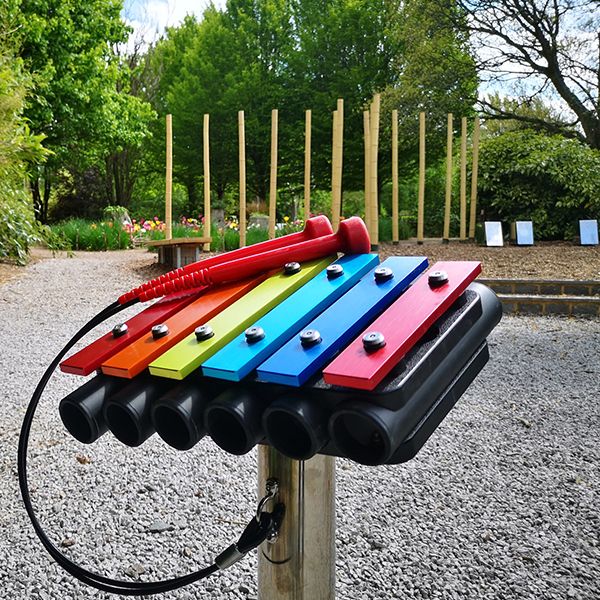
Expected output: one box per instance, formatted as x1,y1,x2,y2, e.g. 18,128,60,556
477,130,600,239
149,0,403,210
147,16,207,212
102,45,157,209
382,0,478,167
457,0,600,149
0,2,48,261
146,0,479,219
288,0,401,193
17,0,153,221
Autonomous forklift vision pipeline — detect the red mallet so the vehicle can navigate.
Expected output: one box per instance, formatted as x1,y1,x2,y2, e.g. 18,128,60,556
119,215,334,304
138,216,371,302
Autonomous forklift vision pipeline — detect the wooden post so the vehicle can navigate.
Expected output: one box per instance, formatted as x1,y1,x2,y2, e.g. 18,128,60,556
330,100,344,230
391,109,399,244
460,116,467,240
304,109,312,219
331,109,339,228
331,99,344,230
363,110,371,241
269,109,278,240
417,111,425,243
203,113,211,251
443,113,453,241
468,116,480,240
369,94,381,248
165,114,173,241
238,110,247,248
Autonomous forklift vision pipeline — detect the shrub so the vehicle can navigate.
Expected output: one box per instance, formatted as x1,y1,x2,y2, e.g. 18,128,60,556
477,131,600,240
0,47,48,263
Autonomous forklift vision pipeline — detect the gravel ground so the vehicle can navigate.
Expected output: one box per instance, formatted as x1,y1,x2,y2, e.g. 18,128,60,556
0,250,598,600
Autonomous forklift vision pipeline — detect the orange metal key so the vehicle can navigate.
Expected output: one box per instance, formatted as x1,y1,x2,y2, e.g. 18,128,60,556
101,278,262,378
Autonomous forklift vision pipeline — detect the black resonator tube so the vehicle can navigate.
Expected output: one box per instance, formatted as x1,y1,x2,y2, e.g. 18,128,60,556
59,375,126,444
262,396,330,460
329,282,502,465
103,376,171,447
151,381,217,450
204,388,267,455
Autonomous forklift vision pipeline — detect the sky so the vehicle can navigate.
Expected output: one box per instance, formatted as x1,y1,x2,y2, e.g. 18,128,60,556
122,0,227,42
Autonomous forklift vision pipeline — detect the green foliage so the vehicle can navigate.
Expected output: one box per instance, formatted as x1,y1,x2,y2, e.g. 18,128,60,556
477,131,600,239
102,205,130,223
50,167,108,221
16,0,154,221
144,0,474,218
0,193,39,264
49,219,131,250
381,0,478,167
482,93,569,137
18,0,129,166
128,174,189,222
0,14,49,264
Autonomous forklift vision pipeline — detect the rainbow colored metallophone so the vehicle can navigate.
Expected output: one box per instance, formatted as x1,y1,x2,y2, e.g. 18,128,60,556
58,231,502,466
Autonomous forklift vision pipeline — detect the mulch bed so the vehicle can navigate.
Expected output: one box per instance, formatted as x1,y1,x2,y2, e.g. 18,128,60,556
378,241,600,280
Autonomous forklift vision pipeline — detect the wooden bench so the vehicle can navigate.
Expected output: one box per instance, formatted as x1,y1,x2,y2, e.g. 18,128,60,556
148,237,212,269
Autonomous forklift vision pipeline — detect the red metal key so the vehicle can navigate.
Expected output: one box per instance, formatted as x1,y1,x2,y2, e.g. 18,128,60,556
60,294,198,376
322,261,482,391
118,215,333,304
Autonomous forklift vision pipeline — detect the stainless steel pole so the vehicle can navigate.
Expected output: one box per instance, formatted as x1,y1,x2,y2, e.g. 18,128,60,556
257,447,336,600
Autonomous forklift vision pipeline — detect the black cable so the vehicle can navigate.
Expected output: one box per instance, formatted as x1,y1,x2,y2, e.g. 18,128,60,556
17,300,225,595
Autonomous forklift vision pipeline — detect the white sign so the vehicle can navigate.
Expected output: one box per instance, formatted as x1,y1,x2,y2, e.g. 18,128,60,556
485,222,503,247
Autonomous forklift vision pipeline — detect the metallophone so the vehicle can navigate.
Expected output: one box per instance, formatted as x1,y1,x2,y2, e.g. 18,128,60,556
20,215,502,598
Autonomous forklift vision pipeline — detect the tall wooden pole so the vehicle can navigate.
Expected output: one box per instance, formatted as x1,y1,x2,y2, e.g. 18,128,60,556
304,109,312,219
332,98,344,230
468,116,480,239
443,113,453,241
391,109,399,244
460,116,467,240
363,110,371,241
203,113,211,251
331,109,339,228
165,114,173,241
417,111,426,243
369,94,381,248
238,110,247,248
269,109,278,240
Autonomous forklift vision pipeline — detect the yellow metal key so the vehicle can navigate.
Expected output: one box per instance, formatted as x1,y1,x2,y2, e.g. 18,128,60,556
148,257,334,380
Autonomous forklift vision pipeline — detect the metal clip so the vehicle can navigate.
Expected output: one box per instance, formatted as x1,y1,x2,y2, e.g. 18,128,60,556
256,478,279,522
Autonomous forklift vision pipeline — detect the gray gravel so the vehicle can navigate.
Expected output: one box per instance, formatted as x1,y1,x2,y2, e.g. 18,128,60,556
0,250,598,600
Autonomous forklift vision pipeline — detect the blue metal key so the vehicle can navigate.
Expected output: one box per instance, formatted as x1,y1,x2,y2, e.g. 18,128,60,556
256,256,428,387
202,254,380,381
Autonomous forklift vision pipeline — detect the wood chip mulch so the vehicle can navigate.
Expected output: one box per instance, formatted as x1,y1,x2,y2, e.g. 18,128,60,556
378,241,600,281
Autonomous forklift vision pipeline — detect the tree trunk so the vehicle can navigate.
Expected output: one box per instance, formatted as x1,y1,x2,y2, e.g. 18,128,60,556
31,177,42,222
31,169,52,223
105,150,138,208
186,179,198,216
105,156,116,206
42,175,51,223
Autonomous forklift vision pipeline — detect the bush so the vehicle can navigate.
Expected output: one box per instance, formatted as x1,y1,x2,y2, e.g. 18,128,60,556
477,131,600,239
0,47,48,263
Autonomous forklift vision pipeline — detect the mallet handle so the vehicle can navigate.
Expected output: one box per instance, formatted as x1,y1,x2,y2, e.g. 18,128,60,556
119,215,333,304
139,217,371,301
